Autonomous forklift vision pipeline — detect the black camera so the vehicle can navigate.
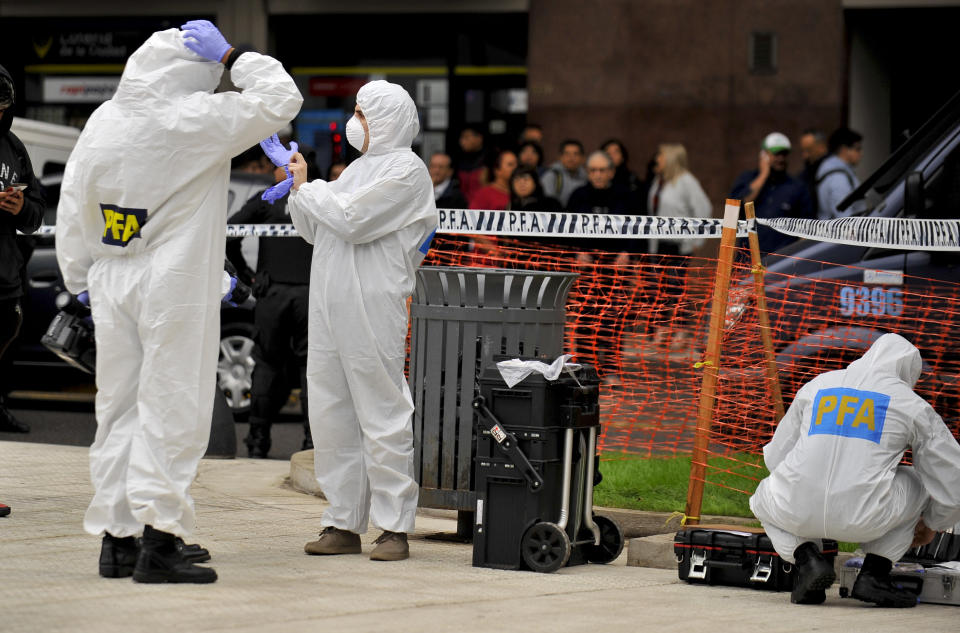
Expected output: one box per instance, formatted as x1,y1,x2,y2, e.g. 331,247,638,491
41,292,96,374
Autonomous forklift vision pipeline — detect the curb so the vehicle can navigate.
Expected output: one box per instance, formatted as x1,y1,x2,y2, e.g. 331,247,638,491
288,450,757,538
288,450,324,499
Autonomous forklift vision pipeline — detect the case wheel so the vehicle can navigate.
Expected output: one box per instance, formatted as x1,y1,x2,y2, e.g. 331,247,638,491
521,521,571,573
583,515,625,564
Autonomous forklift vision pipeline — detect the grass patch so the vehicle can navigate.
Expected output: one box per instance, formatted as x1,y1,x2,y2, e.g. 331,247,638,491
594,454,768,518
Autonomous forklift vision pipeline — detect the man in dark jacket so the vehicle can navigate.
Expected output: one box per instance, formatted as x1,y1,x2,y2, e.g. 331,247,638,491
227,162,316,457
428,152,468,210
729,132,813,254
0,65,44,435
567,150,640,255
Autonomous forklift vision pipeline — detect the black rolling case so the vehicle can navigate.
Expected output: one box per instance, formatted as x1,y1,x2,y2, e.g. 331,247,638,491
471,359,624,573
674,525,839,591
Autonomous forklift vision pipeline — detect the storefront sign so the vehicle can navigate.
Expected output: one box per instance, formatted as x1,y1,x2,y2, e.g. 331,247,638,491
308,77,367,96
43,77,119,103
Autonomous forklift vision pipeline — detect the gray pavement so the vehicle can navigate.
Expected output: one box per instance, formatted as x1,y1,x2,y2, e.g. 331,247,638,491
2,440,957,632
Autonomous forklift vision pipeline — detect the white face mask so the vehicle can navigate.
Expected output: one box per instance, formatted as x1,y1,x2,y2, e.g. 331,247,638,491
346,115,367,152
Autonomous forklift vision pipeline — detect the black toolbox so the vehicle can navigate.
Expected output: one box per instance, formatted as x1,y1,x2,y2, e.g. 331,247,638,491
471,359,624,573
674,525,839,591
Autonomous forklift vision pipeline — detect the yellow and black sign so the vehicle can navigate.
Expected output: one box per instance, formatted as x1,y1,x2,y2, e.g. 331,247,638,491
100,204,147,247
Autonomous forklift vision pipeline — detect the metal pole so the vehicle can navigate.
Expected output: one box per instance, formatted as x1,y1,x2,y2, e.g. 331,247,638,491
684,199,740,525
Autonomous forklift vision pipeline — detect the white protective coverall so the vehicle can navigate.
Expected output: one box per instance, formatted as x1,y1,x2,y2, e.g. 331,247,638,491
287,80,438,534
750,333,960,563
55,29,302,538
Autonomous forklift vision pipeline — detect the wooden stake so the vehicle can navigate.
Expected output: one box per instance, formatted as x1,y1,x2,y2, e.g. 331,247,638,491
744,202,785,421
684,199,740,526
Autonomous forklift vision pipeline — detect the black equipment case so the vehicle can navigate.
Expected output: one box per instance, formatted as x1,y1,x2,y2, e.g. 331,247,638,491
471,359,624,573
903,531,960,566
675,525,839,591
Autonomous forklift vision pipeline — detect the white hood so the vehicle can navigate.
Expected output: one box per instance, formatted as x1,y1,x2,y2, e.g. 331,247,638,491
114,28,223,105
844,333,922,389
356,80,420,155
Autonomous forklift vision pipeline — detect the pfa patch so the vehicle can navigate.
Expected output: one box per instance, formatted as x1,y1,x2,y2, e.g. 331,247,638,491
100,204,148,247
808,387,890,444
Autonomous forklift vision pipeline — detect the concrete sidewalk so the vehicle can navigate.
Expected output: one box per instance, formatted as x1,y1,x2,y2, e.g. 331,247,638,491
1,441,955,633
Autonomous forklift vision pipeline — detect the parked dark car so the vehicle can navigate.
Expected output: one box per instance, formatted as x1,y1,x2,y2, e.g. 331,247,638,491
718,91,960,446
11,171,274,420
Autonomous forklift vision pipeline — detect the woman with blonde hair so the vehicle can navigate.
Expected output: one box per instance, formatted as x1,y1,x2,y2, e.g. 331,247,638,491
646,143,713,352
647,143,712,256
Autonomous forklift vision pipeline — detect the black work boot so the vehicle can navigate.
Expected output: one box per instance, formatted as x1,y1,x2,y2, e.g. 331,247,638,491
176,537,211,564
791,542,835,604
851,554,917,608
136,536,211,564
243,419,271,458
99,533,139,578
132,525,217,584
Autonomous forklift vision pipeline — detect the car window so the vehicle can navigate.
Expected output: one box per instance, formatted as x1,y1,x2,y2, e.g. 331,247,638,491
40,175,62,225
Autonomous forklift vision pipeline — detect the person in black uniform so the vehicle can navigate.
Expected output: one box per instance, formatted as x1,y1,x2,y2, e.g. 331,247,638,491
227,158,319,457
0,66,44,439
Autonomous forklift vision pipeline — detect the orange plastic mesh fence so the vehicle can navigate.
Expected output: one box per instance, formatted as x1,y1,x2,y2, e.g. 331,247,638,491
422,236,960,496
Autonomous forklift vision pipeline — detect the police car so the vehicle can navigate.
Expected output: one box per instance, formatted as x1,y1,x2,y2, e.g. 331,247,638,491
719,92,960,447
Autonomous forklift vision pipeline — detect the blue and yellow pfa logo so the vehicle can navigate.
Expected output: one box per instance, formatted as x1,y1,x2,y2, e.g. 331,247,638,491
101,204,147,247
808,387,890,444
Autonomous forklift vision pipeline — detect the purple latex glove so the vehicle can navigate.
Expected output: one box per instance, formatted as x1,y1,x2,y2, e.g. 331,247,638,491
77,291,90,306
222,276,238,307
181,20,232,63
260,134,299,167
261,175,294,204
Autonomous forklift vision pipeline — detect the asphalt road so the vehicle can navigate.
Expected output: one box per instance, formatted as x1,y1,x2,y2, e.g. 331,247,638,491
1,398,309,461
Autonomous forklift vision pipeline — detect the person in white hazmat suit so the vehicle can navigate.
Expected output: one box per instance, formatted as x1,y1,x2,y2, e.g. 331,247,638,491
55,22,303,583
750,333,960,607
285,80,438,562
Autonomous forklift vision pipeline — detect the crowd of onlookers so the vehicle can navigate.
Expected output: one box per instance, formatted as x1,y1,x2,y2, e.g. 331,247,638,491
421,123,866,375
428,123,865,257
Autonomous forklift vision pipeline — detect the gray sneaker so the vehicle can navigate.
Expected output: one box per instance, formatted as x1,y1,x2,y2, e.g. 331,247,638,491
370,531,409,561
304,526,362,555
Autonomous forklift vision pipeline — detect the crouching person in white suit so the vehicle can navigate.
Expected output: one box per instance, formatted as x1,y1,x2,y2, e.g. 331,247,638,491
750,333,960,607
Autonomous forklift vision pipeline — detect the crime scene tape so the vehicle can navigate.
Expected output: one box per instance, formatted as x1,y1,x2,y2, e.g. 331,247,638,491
434,209,742,238
29,210,960,250
756,216,960,251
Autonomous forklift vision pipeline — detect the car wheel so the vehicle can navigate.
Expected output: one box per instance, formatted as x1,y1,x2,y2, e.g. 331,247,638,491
218,322,255,422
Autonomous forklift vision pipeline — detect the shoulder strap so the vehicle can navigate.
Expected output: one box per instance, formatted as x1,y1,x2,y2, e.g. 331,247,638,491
816,168,854,188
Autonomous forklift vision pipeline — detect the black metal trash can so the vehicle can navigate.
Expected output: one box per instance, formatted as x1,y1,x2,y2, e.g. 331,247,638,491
408,266,578,527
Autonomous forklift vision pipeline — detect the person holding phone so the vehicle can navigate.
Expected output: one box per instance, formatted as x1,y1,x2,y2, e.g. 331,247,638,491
728,132,812,254
0,65,44,442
